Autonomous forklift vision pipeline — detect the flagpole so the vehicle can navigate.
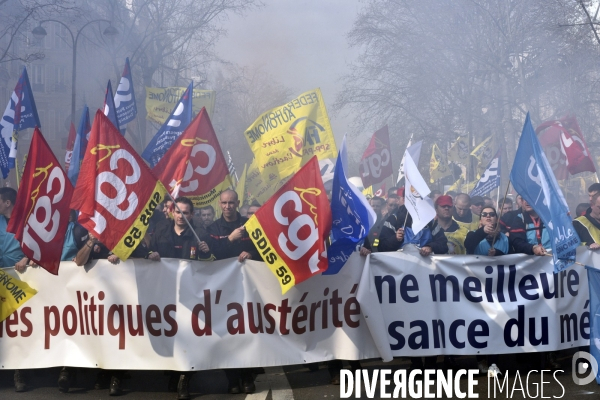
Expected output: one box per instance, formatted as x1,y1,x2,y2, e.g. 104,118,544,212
491,181,512,249
171,200,205,247
15,156,19,188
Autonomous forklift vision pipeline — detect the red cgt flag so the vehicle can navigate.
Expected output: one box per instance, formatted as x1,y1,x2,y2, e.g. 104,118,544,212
7,128,74,274
359,125,393,188
152,107,232,208
536,114,596,178
245,157,331,294
70,111,168,260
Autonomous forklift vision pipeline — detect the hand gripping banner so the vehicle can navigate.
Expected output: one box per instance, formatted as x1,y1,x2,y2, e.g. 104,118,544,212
152,107,231,207
70,111,168,260
7,128,73,275
245,157,331,294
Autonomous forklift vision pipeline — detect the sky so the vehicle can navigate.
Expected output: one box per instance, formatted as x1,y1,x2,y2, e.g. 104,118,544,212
215,0,363,144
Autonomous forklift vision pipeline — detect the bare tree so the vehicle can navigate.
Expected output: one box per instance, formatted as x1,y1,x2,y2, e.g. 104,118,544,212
210,64,294,171
336,0,600,183
0,0,76,65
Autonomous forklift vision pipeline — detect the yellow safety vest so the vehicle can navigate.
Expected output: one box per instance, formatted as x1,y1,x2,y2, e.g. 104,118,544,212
454,215,480,232
445,226,469,255
575,216,600,245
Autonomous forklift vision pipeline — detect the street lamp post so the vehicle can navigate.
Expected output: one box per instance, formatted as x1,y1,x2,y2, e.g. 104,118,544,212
32,20,119,122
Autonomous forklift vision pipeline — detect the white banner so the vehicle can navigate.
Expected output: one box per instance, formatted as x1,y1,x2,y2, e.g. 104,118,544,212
0,247,597,369
0,255,379,370
359,245,595,358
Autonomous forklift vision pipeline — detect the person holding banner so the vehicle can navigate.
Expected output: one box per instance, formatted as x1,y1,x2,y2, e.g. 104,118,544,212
0,188,28,273
147,197,211,263
360,196,386,255
573,192,600,249
465,206,514,256
378,204,448,256
206,189,258,394
500,198,548,256
432,195,468,255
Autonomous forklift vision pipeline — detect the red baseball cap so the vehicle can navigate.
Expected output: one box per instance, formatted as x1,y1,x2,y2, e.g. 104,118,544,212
435,195,453,207
397,187,405,197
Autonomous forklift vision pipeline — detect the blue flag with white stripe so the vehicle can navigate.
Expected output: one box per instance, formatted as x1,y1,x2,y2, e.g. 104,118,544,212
470,150,501,197
114,57,137,127
141,81,193,167
0,67,41,178
67,106,90,186
510,113,579,273
323,135,376,275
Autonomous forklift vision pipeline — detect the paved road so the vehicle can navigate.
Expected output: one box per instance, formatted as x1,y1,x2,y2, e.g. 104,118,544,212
0,351,597,399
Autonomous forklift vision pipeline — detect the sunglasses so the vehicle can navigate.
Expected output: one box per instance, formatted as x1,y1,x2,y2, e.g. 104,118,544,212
481,212,497,218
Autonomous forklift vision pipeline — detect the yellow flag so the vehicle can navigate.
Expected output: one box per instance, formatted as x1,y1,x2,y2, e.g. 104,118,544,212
145,87,216,124
447,135,470,164
471,136,498,176
236,163,247,206
362,185,374,199
244,88,337,187
0,269,37,322
245,158,280,204
448,176,463,193
429,143,453,183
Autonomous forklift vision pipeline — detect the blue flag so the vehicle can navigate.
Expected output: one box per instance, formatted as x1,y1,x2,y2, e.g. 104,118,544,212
141,81,193,167
67,106,91,186
103,80,120,132
323,136,376,275
114,57,137,127
510,113,579,273
0,67,41,178
470,150,501,197
585,266,600,384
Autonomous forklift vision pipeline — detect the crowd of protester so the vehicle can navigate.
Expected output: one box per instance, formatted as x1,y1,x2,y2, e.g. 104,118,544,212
1,180,599,397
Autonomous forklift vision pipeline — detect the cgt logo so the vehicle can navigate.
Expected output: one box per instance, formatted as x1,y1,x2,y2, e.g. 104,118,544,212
360,146,390,180
22,163,67,260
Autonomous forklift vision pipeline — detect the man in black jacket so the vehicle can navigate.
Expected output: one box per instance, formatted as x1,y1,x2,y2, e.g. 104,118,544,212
378,204,448,255
205,189,258,394
206,189,259,262
148,197,210,261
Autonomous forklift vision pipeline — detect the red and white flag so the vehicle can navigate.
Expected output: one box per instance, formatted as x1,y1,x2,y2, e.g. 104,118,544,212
7,128,74,274
245,157,331,294
152,107,231,207
536,114,595,178
359,125,393,188
70,111,168,260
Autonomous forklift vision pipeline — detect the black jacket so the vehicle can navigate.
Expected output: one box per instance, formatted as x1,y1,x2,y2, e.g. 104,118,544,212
378,206,448,254
206,212,259,261
149,219,210,260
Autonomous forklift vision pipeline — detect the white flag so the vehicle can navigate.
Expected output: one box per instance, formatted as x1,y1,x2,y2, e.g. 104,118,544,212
404,141,436,234
397,134,415,184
